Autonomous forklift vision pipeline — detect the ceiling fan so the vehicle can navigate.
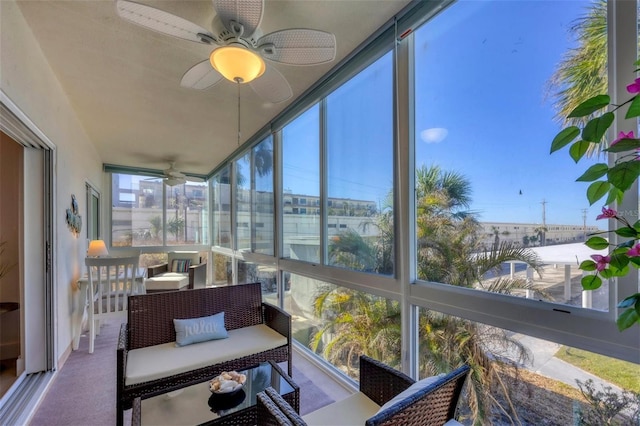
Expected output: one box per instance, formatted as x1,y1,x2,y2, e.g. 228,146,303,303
115,0,337,103
153,162,205,187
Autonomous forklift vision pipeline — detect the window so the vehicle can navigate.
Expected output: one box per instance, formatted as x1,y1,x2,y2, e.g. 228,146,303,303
111,173,209,247
282,105,320,263
326,52,394,275
212,165,231,248
413,0,608,311
86,182,100,240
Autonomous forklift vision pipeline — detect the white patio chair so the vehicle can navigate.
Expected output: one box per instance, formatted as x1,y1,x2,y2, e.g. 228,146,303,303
85,255,143,353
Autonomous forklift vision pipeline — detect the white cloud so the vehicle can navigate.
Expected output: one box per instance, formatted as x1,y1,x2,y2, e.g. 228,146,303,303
420,127,448,144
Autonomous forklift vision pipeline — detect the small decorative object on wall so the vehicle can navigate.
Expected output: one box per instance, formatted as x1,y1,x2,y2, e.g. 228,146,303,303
66,194,82,236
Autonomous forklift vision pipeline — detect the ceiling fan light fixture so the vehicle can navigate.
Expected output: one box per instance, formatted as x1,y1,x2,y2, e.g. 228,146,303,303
210,46,265,83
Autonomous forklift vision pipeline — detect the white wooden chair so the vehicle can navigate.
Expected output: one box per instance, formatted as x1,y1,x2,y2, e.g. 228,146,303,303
85,255,143,353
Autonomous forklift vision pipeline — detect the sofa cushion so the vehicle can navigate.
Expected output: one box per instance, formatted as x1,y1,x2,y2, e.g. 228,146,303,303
145,274,189,291
302,392,379,425
125,324,287,386
167,251,200,267
173,312,228,347
376,373,445,414
171,258,192,273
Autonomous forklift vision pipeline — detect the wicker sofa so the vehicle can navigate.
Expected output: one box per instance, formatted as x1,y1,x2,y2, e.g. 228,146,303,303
257,355,470,426
116,282,292,426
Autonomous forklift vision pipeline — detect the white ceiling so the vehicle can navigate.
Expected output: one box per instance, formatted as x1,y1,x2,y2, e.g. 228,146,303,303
16,0,411,176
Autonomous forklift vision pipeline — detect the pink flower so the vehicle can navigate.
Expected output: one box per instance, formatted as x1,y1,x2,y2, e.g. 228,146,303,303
596,207,617,220
611,130,635,146
627,78,640,94
591,254,611,271
627,244,640,257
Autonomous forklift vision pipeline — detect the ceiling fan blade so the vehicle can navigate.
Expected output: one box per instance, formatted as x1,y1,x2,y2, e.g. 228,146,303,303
181,60,223,90
258,29,336,65
116,0,217,45
212,0,264,39
185,176,205,183
249,64,293,103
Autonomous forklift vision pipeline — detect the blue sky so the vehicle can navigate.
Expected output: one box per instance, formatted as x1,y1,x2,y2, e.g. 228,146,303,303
282,0,604,226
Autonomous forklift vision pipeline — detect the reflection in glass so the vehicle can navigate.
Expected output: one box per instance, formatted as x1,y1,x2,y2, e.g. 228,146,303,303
236,153,251,251
213,166,232,248
253,138,274,255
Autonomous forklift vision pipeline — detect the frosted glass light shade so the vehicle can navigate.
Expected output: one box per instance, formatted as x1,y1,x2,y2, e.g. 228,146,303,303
87,240,109,257
210,46,265,83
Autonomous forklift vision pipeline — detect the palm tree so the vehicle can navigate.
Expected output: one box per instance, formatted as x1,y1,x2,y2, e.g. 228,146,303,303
320,164,545,424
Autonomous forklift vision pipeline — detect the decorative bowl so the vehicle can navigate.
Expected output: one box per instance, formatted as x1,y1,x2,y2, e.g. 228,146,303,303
209,371,247,394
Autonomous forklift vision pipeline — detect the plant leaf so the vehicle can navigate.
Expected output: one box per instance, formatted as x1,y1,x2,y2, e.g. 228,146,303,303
605,138,640,152
586,181,611,205
605,187,624,205
617,293,640,308
629,257,640,267
579,260,597,271
581,274,602,290
614,227,638,238
582,114,613,143
625,95,640,119
616,308,639,331
568,94,610,118
608,161,640,192
576,164,609,182
584,236,609,249
550,127,580,153
569,141,591,163
609,253,630,270
600,268,614,279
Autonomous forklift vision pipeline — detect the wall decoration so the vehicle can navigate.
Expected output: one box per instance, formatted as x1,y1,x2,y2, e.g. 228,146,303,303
66,194,82,236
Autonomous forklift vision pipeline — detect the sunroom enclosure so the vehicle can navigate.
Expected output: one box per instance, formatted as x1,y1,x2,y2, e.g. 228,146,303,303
110,1,640,424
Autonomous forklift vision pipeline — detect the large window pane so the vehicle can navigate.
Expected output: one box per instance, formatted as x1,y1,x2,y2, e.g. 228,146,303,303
235,153,251,251
112,173,208,247
418,307,640,425
237,260,277,298
165,182,209,245
282,105,320,263
211,252,232,285
253,138,274,255
326,52,394,275
283,273,401,377
413,1,608,311
112,174,163,247
212,166,231,248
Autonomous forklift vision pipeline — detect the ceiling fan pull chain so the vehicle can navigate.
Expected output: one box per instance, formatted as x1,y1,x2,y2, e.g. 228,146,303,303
236,79,241,146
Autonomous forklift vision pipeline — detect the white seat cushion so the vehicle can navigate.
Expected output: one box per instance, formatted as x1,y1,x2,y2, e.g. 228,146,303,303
125,324,287,386
145,274,189,291
302,392,380,426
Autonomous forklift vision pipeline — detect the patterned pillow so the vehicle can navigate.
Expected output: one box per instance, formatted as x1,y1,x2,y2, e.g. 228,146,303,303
171,258,191,273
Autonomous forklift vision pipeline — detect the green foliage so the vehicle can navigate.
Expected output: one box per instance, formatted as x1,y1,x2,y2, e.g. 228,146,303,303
574,378,640,425
550,61,640,331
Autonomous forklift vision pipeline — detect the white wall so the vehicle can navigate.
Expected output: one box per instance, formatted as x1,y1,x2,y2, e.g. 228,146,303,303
1,1,103,365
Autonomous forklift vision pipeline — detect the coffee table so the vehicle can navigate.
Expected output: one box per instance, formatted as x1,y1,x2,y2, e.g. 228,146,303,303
131,361,298,426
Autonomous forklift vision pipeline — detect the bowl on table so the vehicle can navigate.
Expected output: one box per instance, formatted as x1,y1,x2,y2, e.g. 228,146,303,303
209,371,247,395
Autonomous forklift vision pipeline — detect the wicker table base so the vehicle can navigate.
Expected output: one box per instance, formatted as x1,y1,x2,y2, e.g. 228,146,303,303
131,361,298,426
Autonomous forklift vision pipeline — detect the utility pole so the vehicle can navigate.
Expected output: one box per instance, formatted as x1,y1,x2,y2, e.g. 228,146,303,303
582,208,588,242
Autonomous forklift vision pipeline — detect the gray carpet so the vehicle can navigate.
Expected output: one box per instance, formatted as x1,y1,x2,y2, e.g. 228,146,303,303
30,320,334,425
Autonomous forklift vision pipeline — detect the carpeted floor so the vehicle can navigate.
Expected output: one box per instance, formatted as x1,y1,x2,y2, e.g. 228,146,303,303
30,320,336,425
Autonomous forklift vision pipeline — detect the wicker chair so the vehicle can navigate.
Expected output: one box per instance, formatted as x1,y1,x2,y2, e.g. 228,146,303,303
257,355,470,426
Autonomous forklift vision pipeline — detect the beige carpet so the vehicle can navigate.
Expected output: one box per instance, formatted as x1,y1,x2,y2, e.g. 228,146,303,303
30,320,334,426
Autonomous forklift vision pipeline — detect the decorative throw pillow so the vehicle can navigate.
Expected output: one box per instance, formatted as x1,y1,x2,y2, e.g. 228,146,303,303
376,373,446,414
171,258,192,273
173,312,228,347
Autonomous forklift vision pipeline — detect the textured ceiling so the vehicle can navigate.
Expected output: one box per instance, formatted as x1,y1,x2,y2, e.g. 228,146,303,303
16,0,411,176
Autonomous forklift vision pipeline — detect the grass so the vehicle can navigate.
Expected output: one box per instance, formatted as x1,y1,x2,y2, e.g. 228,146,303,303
555,346,640,393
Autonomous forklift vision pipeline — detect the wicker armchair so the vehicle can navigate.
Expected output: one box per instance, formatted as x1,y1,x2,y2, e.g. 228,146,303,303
257,355,470,426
